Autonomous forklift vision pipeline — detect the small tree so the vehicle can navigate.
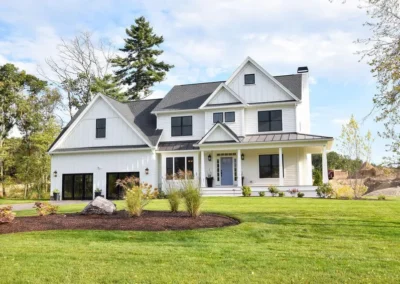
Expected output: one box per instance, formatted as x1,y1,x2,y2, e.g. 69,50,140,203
112,16,174,100
313,169,323,186
338,115,372,198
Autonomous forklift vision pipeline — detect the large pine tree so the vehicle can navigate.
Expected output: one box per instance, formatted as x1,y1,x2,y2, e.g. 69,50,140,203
112,16,174,100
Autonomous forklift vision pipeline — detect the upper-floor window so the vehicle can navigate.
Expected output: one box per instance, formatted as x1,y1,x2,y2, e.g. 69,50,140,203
213,112,223,123
96,118,106,138
171,116,192,136
259,154,283,178
258,110,282,132
225,112,235,122
244,74,255,85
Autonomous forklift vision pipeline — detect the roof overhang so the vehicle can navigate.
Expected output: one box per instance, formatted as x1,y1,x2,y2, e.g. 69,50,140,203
198,123,240,145
50,145,152,155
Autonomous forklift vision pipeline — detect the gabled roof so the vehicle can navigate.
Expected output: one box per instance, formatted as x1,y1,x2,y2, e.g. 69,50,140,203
275,74,303,100
199,83,247,109
198,122,240,144
48,95,162,152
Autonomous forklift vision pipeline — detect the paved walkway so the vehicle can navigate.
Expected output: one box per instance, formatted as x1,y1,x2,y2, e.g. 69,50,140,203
1,200,89,211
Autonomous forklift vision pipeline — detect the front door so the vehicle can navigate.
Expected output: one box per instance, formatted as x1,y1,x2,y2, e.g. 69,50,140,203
221,157,233,186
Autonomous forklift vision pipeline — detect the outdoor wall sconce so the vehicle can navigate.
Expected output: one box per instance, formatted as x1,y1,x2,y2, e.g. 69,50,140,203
208,154,212,161
241,153,245,160
53,170,58,178
145,168,149,175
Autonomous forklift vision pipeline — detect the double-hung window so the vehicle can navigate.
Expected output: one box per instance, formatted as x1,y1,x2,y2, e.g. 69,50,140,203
213,112,223,123
258,110,282,132
171,116,192,136
96,118,106,138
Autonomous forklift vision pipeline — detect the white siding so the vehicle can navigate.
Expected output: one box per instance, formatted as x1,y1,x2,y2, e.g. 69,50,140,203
228,62,293,103
158,112,205,142
245,105,296,134
208,88,240,105
204,109,244,136
50,150,157,198
206,127,234,142
58,97,146,149
295,73,310,133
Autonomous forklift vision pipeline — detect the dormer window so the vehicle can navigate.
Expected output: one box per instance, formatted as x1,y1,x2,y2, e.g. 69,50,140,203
213,112,223,123
244,74,255,85
96,118,106,138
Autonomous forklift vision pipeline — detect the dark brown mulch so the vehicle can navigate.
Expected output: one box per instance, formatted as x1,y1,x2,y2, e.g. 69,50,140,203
0,210,239,234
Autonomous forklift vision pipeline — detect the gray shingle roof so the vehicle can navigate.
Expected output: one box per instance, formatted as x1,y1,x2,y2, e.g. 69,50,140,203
274,74,302,100
157,140,199,151
152,75,302,112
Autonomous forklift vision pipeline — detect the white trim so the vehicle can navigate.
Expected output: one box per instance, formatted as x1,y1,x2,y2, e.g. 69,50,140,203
49,147,152,155
199,83,247,109
198,123,240,145
225,56,300,102
247,101,298,108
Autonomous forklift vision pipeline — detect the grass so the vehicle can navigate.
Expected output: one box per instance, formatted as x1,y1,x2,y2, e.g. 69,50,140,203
0,199,46,205
1,197,400,283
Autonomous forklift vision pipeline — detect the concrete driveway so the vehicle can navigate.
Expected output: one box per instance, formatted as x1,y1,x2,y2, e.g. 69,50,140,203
1,200,89,211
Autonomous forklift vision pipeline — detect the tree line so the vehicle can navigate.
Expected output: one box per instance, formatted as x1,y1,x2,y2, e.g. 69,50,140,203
0,17,173,198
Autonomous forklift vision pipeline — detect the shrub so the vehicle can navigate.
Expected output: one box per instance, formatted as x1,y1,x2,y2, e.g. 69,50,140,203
167,188,181,212
313,169,323,186
33,202,59,216
278,192,285,197
354,184,368,199
0,206,15,223
287,188,299,197
242,186,252,197
157,188,167,199
258,191,265,197
316,183,334,198
181,180,202,218
117,177,158,217
268,186,279,197
378,194,386,200
333,185,353,199
297,192,305,198
53,189,60,194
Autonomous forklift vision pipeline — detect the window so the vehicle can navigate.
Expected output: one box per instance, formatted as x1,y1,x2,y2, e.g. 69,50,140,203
259,154,283,178
225,112,235,122
96,118,106,138
244,74,255,85
258,110,282,132
213,112,223,123
171,116,192,136
166,157,194,180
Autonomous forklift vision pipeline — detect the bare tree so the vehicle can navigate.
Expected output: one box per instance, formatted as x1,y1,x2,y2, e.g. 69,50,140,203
39,31,120,119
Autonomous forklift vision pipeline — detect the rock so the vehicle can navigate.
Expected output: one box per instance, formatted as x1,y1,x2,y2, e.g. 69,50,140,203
81,197,116,215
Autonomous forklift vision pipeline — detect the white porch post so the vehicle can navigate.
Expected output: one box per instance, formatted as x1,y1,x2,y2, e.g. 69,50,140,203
200,150,206,187
279,147,283,186
237,149,242,187
322,145,328,183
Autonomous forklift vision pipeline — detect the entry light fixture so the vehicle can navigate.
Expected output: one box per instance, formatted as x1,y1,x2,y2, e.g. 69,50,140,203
145,168,149,175
241,153,245,161
208,154,212,161
53,170,58,178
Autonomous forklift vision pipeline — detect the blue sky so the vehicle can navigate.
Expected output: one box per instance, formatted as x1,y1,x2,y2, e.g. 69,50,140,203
0,0,388,163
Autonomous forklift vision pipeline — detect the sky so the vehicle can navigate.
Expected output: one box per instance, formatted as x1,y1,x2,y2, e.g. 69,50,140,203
0,0,389,163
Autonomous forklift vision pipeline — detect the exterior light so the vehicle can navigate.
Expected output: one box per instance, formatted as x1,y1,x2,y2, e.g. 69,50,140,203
241,153,245,160
145,168,149,175
53,170,58,177
208,154,212,161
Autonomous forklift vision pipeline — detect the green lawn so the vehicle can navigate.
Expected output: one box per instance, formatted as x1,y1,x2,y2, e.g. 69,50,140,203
1,197,400,283
0,199,45,205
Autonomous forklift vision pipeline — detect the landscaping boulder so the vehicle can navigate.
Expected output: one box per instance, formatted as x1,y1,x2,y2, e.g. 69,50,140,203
81,197,116,215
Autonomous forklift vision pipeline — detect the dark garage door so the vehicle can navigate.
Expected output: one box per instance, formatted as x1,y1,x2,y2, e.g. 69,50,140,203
62,174,93,200
107,172,140,200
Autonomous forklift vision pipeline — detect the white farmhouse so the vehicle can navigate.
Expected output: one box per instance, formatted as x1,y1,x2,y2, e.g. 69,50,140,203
49,57,333,199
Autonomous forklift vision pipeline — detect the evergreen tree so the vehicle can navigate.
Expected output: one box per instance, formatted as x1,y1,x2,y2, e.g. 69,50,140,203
112,16,174,100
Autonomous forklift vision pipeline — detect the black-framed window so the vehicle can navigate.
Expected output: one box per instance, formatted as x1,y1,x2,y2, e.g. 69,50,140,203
259,154,284,178
171,116,192,136
258,110,282,132
213,112,223,123
106,172,139,200
225,112,235,122
166,156,194,179
96,118,106,138
244,74,255,85
62,173,93,200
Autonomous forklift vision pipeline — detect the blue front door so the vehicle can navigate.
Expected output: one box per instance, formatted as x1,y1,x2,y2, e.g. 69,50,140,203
221,157,233,185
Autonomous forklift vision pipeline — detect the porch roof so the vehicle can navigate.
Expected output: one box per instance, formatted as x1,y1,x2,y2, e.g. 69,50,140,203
239,132,333,143
157,140,199,151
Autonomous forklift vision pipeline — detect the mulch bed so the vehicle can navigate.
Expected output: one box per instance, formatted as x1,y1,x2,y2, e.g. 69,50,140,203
0,210,239,234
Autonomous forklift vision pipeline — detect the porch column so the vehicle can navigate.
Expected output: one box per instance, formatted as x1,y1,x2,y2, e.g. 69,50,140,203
279,148,283,186
322,145,328,183
237,149,242,187
200,150,206,187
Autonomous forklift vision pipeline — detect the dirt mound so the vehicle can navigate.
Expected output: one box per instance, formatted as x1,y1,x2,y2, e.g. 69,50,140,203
364,178,400,194
0,210,239,234
364,187,400,197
